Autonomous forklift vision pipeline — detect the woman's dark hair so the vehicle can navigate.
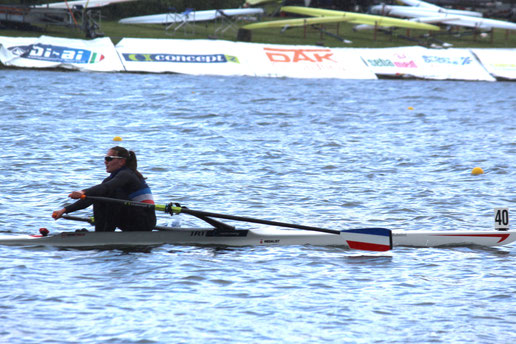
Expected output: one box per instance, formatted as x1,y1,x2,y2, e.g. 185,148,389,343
110,146,144,179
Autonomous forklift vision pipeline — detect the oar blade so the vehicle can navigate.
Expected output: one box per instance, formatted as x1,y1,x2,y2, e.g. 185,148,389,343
341,228,392,252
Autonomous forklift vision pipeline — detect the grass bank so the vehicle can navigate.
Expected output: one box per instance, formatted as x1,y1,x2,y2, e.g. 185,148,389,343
1,15,515,48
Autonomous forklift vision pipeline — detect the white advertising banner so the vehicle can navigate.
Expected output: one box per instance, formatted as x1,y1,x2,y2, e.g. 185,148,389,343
471,48,516,80
243,44,377,79
115,38,377,79
359,47,424,78
1,35,512,82
0,35,124,72
116,38,250,76
416,48,495,81
359,46,496,81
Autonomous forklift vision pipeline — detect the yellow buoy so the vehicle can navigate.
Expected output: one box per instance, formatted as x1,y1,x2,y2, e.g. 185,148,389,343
113,136,122,142
471,167,484,175
408,106,414,110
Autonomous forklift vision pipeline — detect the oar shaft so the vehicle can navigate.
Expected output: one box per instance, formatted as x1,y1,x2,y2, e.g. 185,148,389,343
82,195,340,234
174,207,340,234
80,195,166,211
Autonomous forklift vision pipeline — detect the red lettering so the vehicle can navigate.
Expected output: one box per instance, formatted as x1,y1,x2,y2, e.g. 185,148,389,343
394,60,417,68
263,48,335,63
313,53,335,62
266,52,290,62
293,50,314,62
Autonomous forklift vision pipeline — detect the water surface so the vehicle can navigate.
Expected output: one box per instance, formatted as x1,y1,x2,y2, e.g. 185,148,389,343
0,70,515,343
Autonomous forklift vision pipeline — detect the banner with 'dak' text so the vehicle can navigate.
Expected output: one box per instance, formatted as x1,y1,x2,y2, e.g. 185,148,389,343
242,44,377,79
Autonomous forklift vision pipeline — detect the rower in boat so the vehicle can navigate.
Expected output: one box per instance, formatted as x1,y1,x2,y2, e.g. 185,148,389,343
0,194,512,250
51,146,156,232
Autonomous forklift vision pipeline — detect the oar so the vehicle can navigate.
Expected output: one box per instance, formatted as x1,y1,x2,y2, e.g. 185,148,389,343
80,195,391,237
69,196,392,251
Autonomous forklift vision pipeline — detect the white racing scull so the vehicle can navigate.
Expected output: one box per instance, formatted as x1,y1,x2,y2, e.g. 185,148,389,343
0,227,514,249
0,227,395,250
0,198,511,251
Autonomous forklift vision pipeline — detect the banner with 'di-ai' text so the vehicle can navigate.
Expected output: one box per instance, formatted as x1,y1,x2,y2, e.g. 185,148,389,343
0,35,124,72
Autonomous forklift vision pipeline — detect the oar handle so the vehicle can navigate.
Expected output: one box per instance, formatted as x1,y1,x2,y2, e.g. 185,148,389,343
62,214,94,224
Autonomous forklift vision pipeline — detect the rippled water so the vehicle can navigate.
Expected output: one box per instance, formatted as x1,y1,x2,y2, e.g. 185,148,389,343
0,70,515,343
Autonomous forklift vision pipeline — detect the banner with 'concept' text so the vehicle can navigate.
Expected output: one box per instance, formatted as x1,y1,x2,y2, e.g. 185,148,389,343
115,38,249,76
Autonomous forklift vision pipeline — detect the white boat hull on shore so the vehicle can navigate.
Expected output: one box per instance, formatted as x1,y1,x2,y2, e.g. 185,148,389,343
119,8,264,25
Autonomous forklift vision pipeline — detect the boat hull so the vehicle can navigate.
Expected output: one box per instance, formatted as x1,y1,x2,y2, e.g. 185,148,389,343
392,230,516,247
0,228,390,249
119,9,264,25
0,228,514,249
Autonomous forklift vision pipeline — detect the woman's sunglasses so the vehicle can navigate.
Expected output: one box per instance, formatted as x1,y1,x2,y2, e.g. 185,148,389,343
104,156,125,162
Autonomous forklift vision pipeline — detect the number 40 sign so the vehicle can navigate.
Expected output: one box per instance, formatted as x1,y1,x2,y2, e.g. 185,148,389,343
494,208,510,231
